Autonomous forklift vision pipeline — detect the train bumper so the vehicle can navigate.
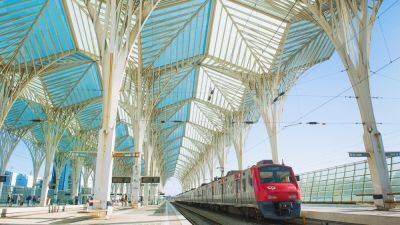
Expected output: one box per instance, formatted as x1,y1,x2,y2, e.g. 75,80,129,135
257,201,301,220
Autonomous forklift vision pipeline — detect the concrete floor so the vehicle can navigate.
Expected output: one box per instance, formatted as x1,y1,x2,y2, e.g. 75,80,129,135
302,204,400,225
0,202,191,225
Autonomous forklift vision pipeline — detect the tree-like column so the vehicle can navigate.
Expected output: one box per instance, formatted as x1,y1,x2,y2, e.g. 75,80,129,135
53,151,71,203
0,128,30,199
302,0,392,210
85,0,160,210
24,135,45,196
38,106,78,206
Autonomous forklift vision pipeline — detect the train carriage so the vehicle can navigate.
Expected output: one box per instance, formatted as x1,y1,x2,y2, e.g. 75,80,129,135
174,160,301,221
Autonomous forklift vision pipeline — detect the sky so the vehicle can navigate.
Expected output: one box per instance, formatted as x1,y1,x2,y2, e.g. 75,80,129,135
7,1,400,196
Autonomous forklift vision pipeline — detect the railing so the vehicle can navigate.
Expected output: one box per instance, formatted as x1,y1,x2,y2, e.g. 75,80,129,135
298,156,400,203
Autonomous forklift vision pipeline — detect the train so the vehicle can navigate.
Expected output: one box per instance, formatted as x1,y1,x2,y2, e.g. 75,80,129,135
174,160,301,220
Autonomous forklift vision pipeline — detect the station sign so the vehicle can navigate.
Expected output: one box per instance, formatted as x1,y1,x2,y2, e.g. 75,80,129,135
0,176,6,182
348,152,370,157
385,152,400,157
112,177,131,183
348,151,400,158
71,151,96,157
113,152,135,157
141,176,160,184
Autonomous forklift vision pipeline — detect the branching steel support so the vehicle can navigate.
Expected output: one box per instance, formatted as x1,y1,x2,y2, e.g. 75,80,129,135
253,77,285,164
87,0,160,210
53,151,71,203
39,107,75,206
25,138,45,196
303,0,393,210
229,112,247,170
71,157,83,200
0,129,29,198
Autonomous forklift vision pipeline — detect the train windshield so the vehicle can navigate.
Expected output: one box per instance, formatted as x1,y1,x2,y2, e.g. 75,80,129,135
259,166,293,184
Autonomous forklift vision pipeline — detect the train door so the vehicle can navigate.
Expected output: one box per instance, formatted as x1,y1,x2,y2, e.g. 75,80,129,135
221,180,225,203
234,173,241,204
211,184,214,202
242,172,247,204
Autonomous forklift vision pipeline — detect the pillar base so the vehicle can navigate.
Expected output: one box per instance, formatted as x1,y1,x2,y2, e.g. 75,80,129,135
89,210,110,219
375,199,396,211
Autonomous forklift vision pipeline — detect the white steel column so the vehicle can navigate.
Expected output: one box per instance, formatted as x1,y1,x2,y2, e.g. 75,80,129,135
25,139,45,196
71,157,82,200
230,113,246,170
87,0,159,210
142,143,153,206
0,129,28,199
253,78,285,164
217,145,225,177
53,152,71,202
304,0,393,210
207,155,214,181
39,108,74,206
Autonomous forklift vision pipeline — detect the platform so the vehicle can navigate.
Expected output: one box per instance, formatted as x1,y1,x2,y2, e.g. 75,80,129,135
0,201,190,224
302,204,400,225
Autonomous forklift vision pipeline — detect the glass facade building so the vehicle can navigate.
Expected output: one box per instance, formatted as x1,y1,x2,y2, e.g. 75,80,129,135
298,156,400,203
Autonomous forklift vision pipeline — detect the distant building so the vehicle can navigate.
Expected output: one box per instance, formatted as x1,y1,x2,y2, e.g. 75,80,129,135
4,171,35,188
4,171,17,186
15,174,28,187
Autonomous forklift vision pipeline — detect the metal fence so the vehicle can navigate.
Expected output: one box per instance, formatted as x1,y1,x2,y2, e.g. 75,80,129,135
298,156,400,203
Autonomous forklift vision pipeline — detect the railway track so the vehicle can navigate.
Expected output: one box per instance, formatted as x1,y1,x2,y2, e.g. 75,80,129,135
173,202,280,225
173,202,222,225
172,202,314,225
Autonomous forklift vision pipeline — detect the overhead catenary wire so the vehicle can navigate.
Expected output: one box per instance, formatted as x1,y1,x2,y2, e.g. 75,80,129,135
245,48,400,155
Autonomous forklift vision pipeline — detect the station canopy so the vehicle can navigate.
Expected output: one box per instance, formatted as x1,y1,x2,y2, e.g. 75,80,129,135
0,0,333,180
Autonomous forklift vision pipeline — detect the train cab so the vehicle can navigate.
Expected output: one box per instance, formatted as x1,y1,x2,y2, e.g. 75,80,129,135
251,160,301,220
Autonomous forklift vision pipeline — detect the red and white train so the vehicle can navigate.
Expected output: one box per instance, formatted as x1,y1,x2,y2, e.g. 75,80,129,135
174,160,301,220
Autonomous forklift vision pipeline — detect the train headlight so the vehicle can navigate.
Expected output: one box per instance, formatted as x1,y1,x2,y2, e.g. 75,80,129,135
267,195,277,200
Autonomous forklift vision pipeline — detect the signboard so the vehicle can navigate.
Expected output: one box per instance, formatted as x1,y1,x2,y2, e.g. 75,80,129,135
349,152,400,158
0,176,6,182
386,152,400,157
141,176,160,184
113,151,137,158
348,152,370,157
70,151,96,157
112,177,131,183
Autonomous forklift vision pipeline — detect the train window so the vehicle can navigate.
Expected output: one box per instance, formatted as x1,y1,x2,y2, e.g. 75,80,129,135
242,178,246,192
259,166,293,184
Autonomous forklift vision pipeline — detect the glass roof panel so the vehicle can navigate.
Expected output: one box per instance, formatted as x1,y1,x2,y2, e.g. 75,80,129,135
16,0,75,63
142,0,211,68
156,67,197,109
42,62,102,107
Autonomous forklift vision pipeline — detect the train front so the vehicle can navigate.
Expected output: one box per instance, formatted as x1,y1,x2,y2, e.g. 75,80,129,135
252,161,301,220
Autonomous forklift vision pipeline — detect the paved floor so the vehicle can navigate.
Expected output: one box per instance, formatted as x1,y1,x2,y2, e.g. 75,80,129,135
302,204,400,225
0,201,191,225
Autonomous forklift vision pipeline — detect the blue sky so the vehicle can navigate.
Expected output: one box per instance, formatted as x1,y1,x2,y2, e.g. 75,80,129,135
8,1,400,196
